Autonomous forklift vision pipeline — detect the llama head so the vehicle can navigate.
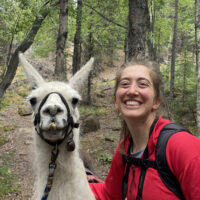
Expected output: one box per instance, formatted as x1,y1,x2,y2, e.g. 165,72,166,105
18,53,94,149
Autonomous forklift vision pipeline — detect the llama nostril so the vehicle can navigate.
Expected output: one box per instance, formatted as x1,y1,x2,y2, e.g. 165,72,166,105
57,107,63,113
43,108,50,114
43,105,63,116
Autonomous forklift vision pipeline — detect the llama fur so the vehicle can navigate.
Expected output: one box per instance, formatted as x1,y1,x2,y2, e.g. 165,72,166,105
19,53,95,200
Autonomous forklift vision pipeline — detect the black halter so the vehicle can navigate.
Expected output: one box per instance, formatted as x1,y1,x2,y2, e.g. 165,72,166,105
33,92,79,150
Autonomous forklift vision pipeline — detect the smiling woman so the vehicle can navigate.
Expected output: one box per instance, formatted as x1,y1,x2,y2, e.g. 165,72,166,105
114,62,162,153
89,60,200,200
114,65,160,125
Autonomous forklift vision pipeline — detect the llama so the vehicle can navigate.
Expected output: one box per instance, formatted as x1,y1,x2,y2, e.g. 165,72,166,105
18,53,95,200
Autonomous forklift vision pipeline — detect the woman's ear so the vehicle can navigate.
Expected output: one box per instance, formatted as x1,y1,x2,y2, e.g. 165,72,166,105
153,98,161,111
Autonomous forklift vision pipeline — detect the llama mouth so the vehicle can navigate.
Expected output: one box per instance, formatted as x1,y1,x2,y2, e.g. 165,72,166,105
41,123,66,141
42,129,65,142
39,120,71,142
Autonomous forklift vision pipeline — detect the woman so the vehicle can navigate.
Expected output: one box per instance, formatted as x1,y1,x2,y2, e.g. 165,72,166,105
89,61,200,200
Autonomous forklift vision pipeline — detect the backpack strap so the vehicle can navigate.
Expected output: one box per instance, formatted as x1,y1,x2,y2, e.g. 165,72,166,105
136,118,158,200
121,118,158,200
121,121,189,200
155,123,189,200
121,138,133,200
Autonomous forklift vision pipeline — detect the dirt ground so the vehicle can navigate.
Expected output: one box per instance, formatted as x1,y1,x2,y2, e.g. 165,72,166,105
0,58,122,199
0,105,34,200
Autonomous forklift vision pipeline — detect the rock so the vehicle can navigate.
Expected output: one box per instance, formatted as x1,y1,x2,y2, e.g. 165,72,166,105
105,136,114,142
101,78,108,82
24,140,32,145
96,92,106,98
81,115,100,134
18,103,32,116
112,126,121,131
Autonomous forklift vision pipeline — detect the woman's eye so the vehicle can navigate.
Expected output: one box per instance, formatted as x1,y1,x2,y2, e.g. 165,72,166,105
139,82,149,88
120,81,130,87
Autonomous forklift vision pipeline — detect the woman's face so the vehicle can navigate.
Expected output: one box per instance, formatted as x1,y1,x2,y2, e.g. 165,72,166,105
114,65,160,120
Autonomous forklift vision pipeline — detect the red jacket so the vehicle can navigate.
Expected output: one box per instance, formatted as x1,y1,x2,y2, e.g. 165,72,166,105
90,117,200,200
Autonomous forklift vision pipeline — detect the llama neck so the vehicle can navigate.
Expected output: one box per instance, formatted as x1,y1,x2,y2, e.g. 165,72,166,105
33,128,94,200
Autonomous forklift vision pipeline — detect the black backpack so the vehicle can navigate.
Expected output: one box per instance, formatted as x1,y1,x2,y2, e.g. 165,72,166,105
122,123,190,200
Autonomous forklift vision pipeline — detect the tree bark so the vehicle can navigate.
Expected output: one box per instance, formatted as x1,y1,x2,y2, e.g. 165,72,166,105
126,0,150,61
147,0,157,61
86,32,94,105
55,0,68,80
195,0,200,136
170,0,179,100
182,49,187,106
6,15,21,66
86,30,94,105
0,7,50,103
72,0,82,75
82,13,94,105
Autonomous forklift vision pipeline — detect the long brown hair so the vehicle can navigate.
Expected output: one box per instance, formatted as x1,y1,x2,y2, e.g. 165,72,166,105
114,60,163,154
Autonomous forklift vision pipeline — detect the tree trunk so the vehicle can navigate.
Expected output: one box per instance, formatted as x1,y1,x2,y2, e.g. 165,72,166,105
6,15,21,66
170,0,179,100
157,28,161,63
195,0,200,136
182,49,187,106
82,15,94,105
86,31,94,105
147,0,157,61
55,0,68,81
126,0,150,61
0,7,50,104
72,0,82,75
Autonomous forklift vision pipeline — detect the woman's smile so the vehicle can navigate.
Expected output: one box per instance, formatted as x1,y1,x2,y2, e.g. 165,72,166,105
124,99,142,107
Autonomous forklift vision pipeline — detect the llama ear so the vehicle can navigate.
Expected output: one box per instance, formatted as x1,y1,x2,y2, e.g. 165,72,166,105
18,53,45,89
69,57,95,91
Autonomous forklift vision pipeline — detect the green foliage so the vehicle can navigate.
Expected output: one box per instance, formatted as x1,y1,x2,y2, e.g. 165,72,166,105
33,1,77,57
161,49,197,132
0,152,20,197
0,135,10,146
0,0,43,44
0,124,14,133
0,96,10,108
91,147,112,165
0,0,199,133
96,79,115,88
81,0,128,61
97,152,112,164
80,105,108,116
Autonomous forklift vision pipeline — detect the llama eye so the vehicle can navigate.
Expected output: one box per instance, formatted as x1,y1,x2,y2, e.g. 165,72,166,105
72,98,79,106
29,97,37,106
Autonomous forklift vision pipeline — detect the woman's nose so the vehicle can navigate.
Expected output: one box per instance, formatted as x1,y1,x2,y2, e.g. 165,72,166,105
127,83,138,95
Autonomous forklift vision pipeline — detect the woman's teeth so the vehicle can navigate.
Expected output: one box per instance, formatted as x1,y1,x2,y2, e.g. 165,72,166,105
126,101,140,106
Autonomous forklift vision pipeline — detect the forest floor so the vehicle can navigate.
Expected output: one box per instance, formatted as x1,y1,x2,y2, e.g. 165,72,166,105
0,54,123,199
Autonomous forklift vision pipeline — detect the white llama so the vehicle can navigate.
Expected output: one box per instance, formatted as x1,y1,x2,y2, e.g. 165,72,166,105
19,53,95,200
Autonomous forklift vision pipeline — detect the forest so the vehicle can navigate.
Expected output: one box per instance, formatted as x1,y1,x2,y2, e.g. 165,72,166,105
0,0,200,197
1,0,199,132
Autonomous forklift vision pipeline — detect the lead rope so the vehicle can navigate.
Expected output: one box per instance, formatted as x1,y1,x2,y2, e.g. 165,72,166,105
41,145,59,200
